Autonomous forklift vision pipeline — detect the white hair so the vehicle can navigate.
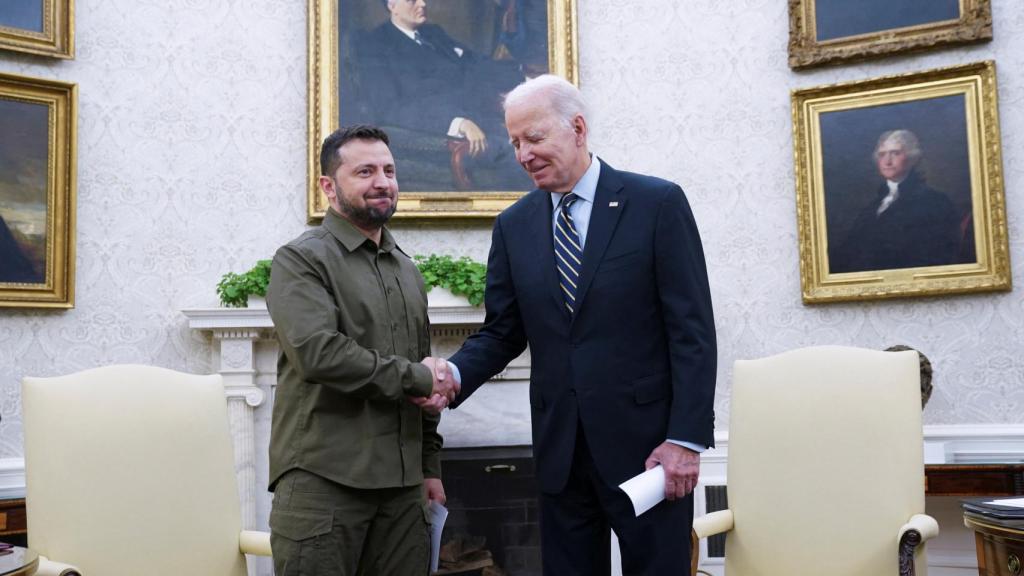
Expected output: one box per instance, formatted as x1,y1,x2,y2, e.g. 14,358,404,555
875,129,922,163
503,74,587,128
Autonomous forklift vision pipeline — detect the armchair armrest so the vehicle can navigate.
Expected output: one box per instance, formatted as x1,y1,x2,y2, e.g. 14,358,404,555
692,509,734,539
691,511,733,576
898,514,939,544
897,514,938,576
34,556,83,576
240,529,272,556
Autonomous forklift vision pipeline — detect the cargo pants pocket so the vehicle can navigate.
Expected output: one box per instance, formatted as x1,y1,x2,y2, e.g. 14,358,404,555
270,507,335,576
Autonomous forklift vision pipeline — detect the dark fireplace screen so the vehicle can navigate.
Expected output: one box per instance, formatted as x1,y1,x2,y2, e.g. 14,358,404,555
437,447,540,576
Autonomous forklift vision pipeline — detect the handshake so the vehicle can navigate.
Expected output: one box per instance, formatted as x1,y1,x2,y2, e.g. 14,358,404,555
410,356,460,414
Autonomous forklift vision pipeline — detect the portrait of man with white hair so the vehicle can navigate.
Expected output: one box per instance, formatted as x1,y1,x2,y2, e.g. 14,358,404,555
829,128,972,273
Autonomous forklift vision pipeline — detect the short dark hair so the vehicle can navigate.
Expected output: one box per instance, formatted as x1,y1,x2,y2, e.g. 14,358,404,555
319,125,391,177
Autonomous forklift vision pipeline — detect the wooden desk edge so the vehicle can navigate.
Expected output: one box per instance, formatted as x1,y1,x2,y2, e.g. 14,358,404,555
963,513,1024,537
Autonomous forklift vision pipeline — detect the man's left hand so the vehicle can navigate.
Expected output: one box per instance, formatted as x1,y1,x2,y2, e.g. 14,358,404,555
644,442,700,501
412,393,448,414
424,477,446,505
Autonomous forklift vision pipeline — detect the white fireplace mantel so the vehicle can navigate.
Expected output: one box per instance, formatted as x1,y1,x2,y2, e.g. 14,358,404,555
183,289,485,330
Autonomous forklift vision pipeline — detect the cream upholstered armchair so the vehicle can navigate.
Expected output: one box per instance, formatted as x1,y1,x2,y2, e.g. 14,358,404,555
691,346,939,576
22,365,271,576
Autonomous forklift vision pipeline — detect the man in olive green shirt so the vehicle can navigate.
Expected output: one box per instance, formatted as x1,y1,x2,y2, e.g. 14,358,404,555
267,125,457,576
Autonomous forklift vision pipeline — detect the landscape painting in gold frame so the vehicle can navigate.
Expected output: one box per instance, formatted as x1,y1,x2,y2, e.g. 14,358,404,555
0,0,74,59
0,72,76,308
308,0,578,221
788,0,991,69
792,61,1010,304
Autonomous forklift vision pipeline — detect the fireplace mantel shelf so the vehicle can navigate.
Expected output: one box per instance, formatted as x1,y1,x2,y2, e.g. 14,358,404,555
182,302,484,331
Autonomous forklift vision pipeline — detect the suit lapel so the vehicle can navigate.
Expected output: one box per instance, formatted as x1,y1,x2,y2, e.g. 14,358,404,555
573,163,626,319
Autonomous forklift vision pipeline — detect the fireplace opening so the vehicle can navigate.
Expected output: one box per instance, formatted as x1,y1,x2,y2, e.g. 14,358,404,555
438,446,540,576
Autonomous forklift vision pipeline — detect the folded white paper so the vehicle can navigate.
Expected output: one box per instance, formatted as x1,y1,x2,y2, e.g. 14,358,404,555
985,497,1024,509
428,500,449,572
618,465,665,517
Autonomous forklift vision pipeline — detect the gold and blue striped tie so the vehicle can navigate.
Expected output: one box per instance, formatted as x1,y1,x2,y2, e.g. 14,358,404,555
554,193,583,314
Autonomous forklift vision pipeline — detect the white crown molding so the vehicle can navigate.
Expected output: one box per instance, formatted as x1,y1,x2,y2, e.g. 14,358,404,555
923,424,1024,464
181,307,275,330
0,458,26,499
698,424,1024,469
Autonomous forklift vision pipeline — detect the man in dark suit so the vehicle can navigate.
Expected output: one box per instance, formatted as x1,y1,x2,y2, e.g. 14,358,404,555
446,75,717,574
356,0,528,189
830,129,969,273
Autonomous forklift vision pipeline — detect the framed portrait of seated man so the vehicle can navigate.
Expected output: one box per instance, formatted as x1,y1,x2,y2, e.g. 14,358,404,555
0,0,74,58
307,0,578,220
0,72,77,308
787,0,991,69
792,61,1011,304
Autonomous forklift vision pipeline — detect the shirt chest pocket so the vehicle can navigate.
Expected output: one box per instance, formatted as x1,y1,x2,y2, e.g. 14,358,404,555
391,270,429,359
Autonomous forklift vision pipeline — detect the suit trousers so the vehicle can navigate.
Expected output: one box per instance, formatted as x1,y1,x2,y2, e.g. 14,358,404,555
270,469,429,576
540,424,693,576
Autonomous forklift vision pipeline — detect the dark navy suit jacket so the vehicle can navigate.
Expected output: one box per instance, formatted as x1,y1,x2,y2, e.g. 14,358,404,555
451,161,717,494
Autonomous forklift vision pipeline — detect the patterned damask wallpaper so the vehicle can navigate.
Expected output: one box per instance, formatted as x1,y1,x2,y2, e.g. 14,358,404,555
1,0,1022,457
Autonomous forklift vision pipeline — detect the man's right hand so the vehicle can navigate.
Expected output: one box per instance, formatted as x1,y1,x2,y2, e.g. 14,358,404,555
410,357,459,414
459,119,488,157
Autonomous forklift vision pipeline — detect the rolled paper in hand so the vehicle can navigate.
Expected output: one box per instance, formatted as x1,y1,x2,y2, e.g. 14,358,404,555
619,465,666,517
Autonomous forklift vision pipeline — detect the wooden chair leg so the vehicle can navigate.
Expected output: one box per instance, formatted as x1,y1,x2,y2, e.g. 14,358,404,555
690,529,699,576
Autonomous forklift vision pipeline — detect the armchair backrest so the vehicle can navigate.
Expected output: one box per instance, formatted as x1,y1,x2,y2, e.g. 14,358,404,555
23,365,247,576
725,346,926,575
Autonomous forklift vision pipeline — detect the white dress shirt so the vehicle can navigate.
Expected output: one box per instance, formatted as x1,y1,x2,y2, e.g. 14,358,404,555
877,180,901,215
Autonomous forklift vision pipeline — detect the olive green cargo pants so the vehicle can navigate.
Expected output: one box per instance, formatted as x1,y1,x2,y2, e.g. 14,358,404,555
270,469,429,576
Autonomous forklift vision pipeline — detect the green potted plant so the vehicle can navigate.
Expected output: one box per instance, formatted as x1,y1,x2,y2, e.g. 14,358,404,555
414,254,486,307
216,259,272,308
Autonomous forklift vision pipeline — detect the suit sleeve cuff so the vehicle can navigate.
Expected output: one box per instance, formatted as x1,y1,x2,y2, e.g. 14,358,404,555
667,439,706,453
448,117,465,138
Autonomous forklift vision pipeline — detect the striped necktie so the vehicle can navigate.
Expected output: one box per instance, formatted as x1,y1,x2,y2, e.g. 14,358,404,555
554,193,583,314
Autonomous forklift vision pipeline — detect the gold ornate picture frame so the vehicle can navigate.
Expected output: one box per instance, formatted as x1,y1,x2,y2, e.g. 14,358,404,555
788,0,991,69
0,72,77,308
792,61,1010,304
308,0,578,221
0,0,74,59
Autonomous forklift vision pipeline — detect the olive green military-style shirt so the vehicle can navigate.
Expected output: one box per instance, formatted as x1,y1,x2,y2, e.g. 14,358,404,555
267,208,441,491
